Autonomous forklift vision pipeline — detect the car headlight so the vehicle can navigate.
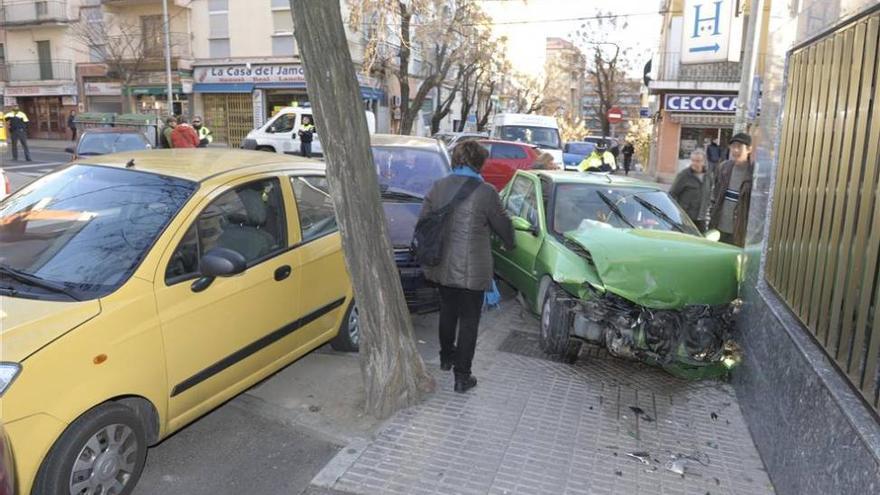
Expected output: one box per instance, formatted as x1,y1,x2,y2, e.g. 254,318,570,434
0,363,21,396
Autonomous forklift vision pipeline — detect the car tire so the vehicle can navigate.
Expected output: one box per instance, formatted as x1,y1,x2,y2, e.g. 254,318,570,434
256,146,275,153
330,301,359,352
34,402,147,495
540,285,574,357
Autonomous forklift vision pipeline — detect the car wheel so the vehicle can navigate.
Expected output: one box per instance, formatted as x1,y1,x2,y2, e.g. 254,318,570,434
540,285,574,357
330,301,359,352
256,146,275,153
34,403,147,495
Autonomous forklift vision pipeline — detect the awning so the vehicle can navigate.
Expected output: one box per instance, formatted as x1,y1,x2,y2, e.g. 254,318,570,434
193,83,255,93
668,113,736,127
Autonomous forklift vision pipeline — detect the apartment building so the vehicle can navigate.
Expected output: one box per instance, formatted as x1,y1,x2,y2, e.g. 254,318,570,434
543,37,585,121
581,77,642,137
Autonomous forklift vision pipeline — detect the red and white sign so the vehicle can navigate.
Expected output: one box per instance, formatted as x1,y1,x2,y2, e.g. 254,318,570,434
607,107,624,124
85,82,122,96
5,84,77,97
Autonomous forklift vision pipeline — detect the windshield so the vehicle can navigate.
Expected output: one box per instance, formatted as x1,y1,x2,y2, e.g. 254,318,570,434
498,125,561,149
78,132,149,156
372,146,450,197
552,185,700,236
565,143,594,155
0,165,196,300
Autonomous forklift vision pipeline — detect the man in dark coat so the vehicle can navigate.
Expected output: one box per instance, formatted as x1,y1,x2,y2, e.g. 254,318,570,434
709,133,754,247
420,141,515,393
669,149,711,231
621,141,635,176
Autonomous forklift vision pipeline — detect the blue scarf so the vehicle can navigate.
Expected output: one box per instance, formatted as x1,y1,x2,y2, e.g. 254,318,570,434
452,165,483,181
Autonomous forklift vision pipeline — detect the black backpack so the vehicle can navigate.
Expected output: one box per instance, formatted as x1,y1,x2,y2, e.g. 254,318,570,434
412,178,480,267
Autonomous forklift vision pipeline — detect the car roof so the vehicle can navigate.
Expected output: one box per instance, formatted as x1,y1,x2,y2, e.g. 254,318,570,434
371,134,442,149
75,149,323,183
478,139,537,148
81,127,145,134
526,170,661,189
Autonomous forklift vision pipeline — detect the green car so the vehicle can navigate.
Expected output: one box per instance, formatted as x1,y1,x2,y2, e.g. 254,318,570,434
492,170,743,379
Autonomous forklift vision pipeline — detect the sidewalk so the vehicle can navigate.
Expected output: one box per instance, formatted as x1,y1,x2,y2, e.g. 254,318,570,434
308,299,774,495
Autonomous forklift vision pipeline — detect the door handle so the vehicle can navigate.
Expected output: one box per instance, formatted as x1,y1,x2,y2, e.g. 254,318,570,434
274,265,292,281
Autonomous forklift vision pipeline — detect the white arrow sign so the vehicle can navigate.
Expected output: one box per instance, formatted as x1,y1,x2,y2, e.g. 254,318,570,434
681,0,744,64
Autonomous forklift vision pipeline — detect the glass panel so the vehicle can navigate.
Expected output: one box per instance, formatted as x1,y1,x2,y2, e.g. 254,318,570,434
209,13,229,39
271,0,290,9
272,10,293,33
208,0,228,12
209,38,230,59
272,36,295,57
290,176,337,243
491,143,527,159
371,146,450,197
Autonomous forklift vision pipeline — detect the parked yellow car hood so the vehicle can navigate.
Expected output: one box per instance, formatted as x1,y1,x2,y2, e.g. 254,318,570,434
0,296,101,362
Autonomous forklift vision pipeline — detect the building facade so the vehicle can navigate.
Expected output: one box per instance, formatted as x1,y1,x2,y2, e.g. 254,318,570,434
581,77,642,138
543,37,585,122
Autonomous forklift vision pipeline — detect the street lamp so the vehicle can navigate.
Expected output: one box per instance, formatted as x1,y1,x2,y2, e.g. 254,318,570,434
162,0,174,116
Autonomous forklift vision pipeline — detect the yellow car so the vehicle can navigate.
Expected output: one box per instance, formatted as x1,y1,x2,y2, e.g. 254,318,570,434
0,149,358,494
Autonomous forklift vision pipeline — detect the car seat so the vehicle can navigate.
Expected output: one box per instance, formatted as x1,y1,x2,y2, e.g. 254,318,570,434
217,189,277,261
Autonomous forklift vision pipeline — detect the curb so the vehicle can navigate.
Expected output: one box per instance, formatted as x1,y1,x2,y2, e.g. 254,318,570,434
309,437,370,489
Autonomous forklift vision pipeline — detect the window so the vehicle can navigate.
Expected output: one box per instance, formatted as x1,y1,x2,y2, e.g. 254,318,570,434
505,176,538,226
490,143,528,159
209,11,229,38
272,10,293,34
270,113,296,133
209,39,230,58
165,179,287,284
0,43,5,65
141,15,163,58
291,176,337,243
272,36,295,57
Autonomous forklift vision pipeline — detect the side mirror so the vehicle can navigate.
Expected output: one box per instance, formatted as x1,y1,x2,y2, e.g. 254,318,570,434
201,247,247,277
64,147,74,154
704,229,722,242
512,216,538,236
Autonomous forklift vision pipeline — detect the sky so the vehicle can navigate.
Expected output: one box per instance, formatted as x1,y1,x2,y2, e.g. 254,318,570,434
478,0,664,77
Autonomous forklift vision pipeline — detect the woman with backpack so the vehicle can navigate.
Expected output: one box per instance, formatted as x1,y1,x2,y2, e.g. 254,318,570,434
418,141,515,393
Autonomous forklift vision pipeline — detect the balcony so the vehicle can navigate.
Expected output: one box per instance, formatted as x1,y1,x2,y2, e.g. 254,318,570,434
0,1,72,27
6,59,74,81
650,51,742,92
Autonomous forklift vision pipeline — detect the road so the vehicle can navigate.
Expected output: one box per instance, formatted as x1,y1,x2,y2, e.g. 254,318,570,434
3,147,72,191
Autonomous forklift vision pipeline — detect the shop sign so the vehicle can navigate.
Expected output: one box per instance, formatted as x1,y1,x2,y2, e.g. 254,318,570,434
62,96,77,106
85,82,123,96
4,96,17,107
181,79,194,94
195,63,382,88
665,93,737,113
682,0,744,64
5,85,77,97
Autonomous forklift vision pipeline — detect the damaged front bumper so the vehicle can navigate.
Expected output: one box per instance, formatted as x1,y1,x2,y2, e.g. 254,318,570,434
570,291,743,380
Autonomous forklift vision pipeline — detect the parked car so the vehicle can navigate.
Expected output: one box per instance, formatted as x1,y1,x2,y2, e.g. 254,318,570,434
433,131,487,151
65,128,152,160
0,149,358,495
242,107,376,154
492,170,742,378
475,139,540,191
0,424,13,495
371,134,451,311
562,141,596,170
0,168,9,201
490,113,563,165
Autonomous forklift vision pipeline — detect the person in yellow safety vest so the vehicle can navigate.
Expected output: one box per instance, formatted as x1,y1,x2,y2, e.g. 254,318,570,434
192,116,213,148
3,105,32,161
298,115,316,158
577,140,616,173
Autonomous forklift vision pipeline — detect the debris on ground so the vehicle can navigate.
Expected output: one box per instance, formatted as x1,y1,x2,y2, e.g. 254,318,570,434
665,458,686,476
711,412,719,421
627,451,652,465
629,405,655,422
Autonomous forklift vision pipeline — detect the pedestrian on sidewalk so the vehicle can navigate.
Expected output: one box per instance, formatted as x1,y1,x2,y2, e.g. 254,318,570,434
709,133,754,247
298,115,315,158
3,105,32,162
621,141,635,175
669,149,711,232
706,138,722,178
161,117,177,148
192,116,213,148
170,117,200,149
420,141,515,393
68,111,78,142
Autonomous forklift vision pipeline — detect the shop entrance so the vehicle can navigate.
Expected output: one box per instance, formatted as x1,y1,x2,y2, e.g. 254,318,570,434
678,127,733,169
203,93,253,147
18,96,65,139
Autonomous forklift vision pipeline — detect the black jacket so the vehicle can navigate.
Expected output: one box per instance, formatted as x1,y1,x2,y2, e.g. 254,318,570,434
669,167,711,226
420,176,515,291
708,160,754,247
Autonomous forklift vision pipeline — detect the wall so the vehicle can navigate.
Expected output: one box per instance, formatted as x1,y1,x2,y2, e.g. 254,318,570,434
737,0,880,493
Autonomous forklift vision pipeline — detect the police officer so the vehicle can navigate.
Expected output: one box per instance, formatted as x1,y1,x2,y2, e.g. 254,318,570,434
298,115,315,158
577,140,616,173
3,105,32,162
192,116,213,148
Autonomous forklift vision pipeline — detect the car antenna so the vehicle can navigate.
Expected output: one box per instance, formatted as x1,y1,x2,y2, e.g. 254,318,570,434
126,159,136,168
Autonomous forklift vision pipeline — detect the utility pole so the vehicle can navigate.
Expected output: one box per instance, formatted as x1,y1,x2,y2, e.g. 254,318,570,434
734,0,764,133
162,0,174,115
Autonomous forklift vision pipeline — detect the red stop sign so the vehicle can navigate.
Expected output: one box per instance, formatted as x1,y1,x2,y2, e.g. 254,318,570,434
607,107,624,124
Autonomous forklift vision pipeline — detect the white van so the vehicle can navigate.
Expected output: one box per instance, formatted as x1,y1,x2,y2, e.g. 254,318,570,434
242,107,376,154
490,113,563,165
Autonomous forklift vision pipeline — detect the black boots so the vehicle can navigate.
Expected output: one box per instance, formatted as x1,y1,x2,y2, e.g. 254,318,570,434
440,358,453,371
454,374,477,393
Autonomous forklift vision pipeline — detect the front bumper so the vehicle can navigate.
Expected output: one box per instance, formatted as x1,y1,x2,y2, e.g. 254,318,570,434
394,250,439,312
5,413,67,495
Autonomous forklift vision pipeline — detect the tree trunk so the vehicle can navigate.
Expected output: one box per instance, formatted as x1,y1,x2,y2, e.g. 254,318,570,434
290,0,434,419
396,1,414,135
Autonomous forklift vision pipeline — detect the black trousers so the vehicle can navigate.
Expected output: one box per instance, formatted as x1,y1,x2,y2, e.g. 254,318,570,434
300,141,312,158
438,285,484,377
70,127,77,141
10,130,31,161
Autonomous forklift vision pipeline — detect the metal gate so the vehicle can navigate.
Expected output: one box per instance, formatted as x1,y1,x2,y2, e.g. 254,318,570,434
203,93,253,148
765,10,880,412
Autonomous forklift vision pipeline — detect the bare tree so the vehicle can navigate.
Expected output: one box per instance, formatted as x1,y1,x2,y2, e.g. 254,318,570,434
71,12,177,113
508,73,547,114
291,1,434,419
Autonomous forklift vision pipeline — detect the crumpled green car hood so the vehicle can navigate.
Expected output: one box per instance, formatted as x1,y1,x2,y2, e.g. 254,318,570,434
565,226,743,309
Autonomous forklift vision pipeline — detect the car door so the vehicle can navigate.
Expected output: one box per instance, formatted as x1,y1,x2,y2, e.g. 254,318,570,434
267,112,296,153
493,174,545,295
154,174,302,428
286,174,348,344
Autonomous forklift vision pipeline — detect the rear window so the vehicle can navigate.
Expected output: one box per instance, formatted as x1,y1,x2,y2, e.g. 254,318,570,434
491,143,528,159
77,132,149,156
372,146,450,196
